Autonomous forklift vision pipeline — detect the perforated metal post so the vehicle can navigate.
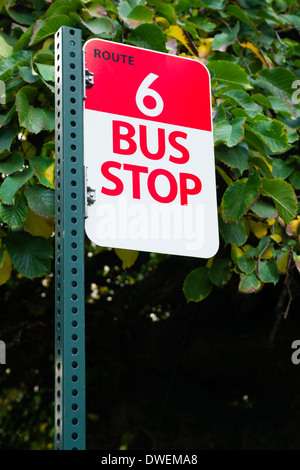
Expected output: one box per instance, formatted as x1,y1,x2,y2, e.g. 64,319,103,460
54,26,86,450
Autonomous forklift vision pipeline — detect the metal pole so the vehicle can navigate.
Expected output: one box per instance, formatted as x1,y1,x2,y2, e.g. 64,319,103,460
54,26,86,450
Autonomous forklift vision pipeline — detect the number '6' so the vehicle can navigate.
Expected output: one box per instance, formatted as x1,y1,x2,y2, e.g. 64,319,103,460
136,73,164,117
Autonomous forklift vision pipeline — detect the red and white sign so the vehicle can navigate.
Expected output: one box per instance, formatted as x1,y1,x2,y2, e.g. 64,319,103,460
83,39,219,258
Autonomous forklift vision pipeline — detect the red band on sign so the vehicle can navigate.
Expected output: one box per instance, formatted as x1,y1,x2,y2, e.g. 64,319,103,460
84,39,212,132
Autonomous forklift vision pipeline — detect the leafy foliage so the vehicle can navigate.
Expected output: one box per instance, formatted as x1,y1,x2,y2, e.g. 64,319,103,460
0,0,299,451
0,0,299,301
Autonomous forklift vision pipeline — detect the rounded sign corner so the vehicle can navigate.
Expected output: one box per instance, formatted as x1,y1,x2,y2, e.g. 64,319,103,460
205,238,220,259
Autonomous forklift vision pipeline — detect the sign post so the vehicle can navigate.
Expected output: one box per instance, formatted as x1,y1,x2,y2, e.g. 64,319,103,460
54,28,218,450
54,26,86,450
83,39,219,258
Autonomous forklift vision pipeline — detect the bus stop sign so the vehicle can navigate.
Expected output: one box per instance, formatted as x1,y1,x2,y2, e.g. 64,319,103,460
83,38,219,258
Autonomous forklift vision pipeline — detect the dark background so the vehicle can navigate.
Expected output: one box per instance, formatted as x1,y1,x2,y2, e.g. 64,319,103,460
0,248,299,450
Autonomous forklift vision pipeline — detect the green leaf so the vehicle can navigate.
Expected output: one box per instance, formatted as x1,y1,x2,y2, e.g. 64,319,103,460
222,90,262,118
246,119,288,154
200,0,225,10
208,258,231,286
43,109,55,131
0,128,18,154
18,65,39,84
0,50,31,80
147,0,176,21
239,272,261,293
0,105,16,129
0,167,34,205
127,23,168,52
212,22,239,51
76,16,115,36
261,178,297,224
257,259,279,284
248,151,273,179
0,193,28,228
16,88,47,134
207,60,251,89
226,4,257,31
221,173,261,222
214,117,246,147
188,16,216,33
272,158,294,180
45,0,81,18
252,93,272,108
215,144,249,172
289,171,300,190
35,63,55,82
24,185,55,218
118,0,140,18
127,5,154,22
268,96,295,116
24,208,54,239
23,107,47,135
0,31,14,58
237,255,256,274
29,156,55,188
5,231,52,278
33,49,55,64
256,67,296,102
284,14,300,29
6,6,35,26
244,126,269,158
218,215,248,247
0,151,23,175
183,266,213,302
30,15,75,46
115,248,139,269
173,0,197,12
13,24,34,52
84,2,111,17
251,200,278,220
